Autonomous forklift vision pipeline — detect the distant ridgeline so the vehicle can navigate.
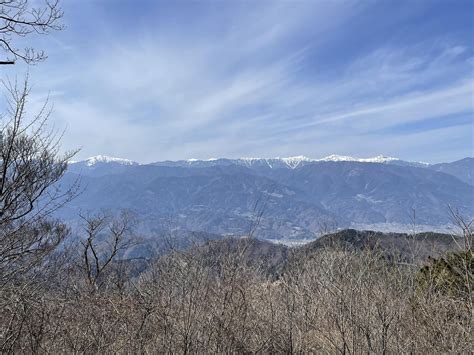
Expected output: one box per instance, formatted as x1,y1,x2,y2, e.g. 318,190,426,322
60,155,474,242
122,229,463,274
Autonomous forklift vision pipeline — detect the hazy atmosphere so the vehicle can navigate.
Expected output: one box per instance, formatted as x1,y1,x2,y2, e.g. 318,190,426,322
3,0,473,162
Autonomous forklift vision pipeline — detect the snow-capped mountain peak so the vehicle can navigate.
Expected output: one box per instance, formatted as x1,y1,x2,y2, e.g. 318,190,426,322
176,155,409,169
233,156,315,169
75,154,431,170
278,156,315,168
318,154,356,162
80,155,138,166
318,154,400,163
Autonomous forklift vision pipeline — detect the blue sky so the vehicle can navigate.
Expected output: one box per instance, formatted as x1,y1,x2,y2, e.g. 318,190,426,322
2,0,473,163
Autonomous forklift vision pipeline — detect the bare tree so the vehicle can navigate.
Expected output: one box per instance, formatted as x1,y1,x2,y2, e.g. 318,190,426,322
0,77,77,283
78,211,135,290
316,216,338,238
0,0,63,64
448,204,473,252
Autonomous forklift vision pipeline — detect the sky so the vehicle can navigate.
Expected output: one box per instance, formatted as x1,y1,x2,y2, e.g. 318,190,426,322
1,0,473,163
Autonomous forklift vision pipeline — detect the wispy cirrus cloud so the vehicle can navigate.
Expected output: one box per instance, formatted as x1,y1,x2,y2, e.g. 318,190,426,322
1,0,472,163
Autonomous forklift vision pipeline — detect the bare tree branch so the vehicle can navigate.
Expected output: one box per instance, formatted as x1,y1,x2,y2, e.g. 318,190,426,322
0,0,63,64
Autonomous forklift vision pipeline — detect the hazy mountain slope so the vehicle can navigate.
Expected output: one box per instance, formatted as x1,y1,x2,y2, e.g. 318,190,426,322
264,161,473,226
429,157,474,185
59,166,334,240
60,157,474,241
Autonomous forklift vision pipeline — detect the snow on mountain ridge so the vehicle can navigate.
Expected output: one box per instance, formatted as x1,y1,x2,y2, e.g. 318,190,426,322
278,156,315,168
318,154,399,163
234,156,314,169
181,155,430,168
187,158,218,162
73,154,431,168
233,155,401,167
78,155,138,166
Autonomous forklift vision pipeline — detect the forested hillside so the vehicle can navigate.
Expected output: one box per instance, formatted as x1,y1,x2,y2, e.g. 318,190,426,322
2,226,472,353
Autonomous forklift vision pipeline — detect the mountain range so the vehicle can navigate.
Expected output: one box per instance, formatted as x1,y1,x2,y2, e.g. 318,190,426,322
60,155,474,241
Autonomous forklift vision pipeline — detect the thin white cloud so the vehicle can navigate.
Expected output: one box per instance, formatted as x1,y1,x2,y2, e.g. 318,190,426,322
287,79,473,132
1,1,471,163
